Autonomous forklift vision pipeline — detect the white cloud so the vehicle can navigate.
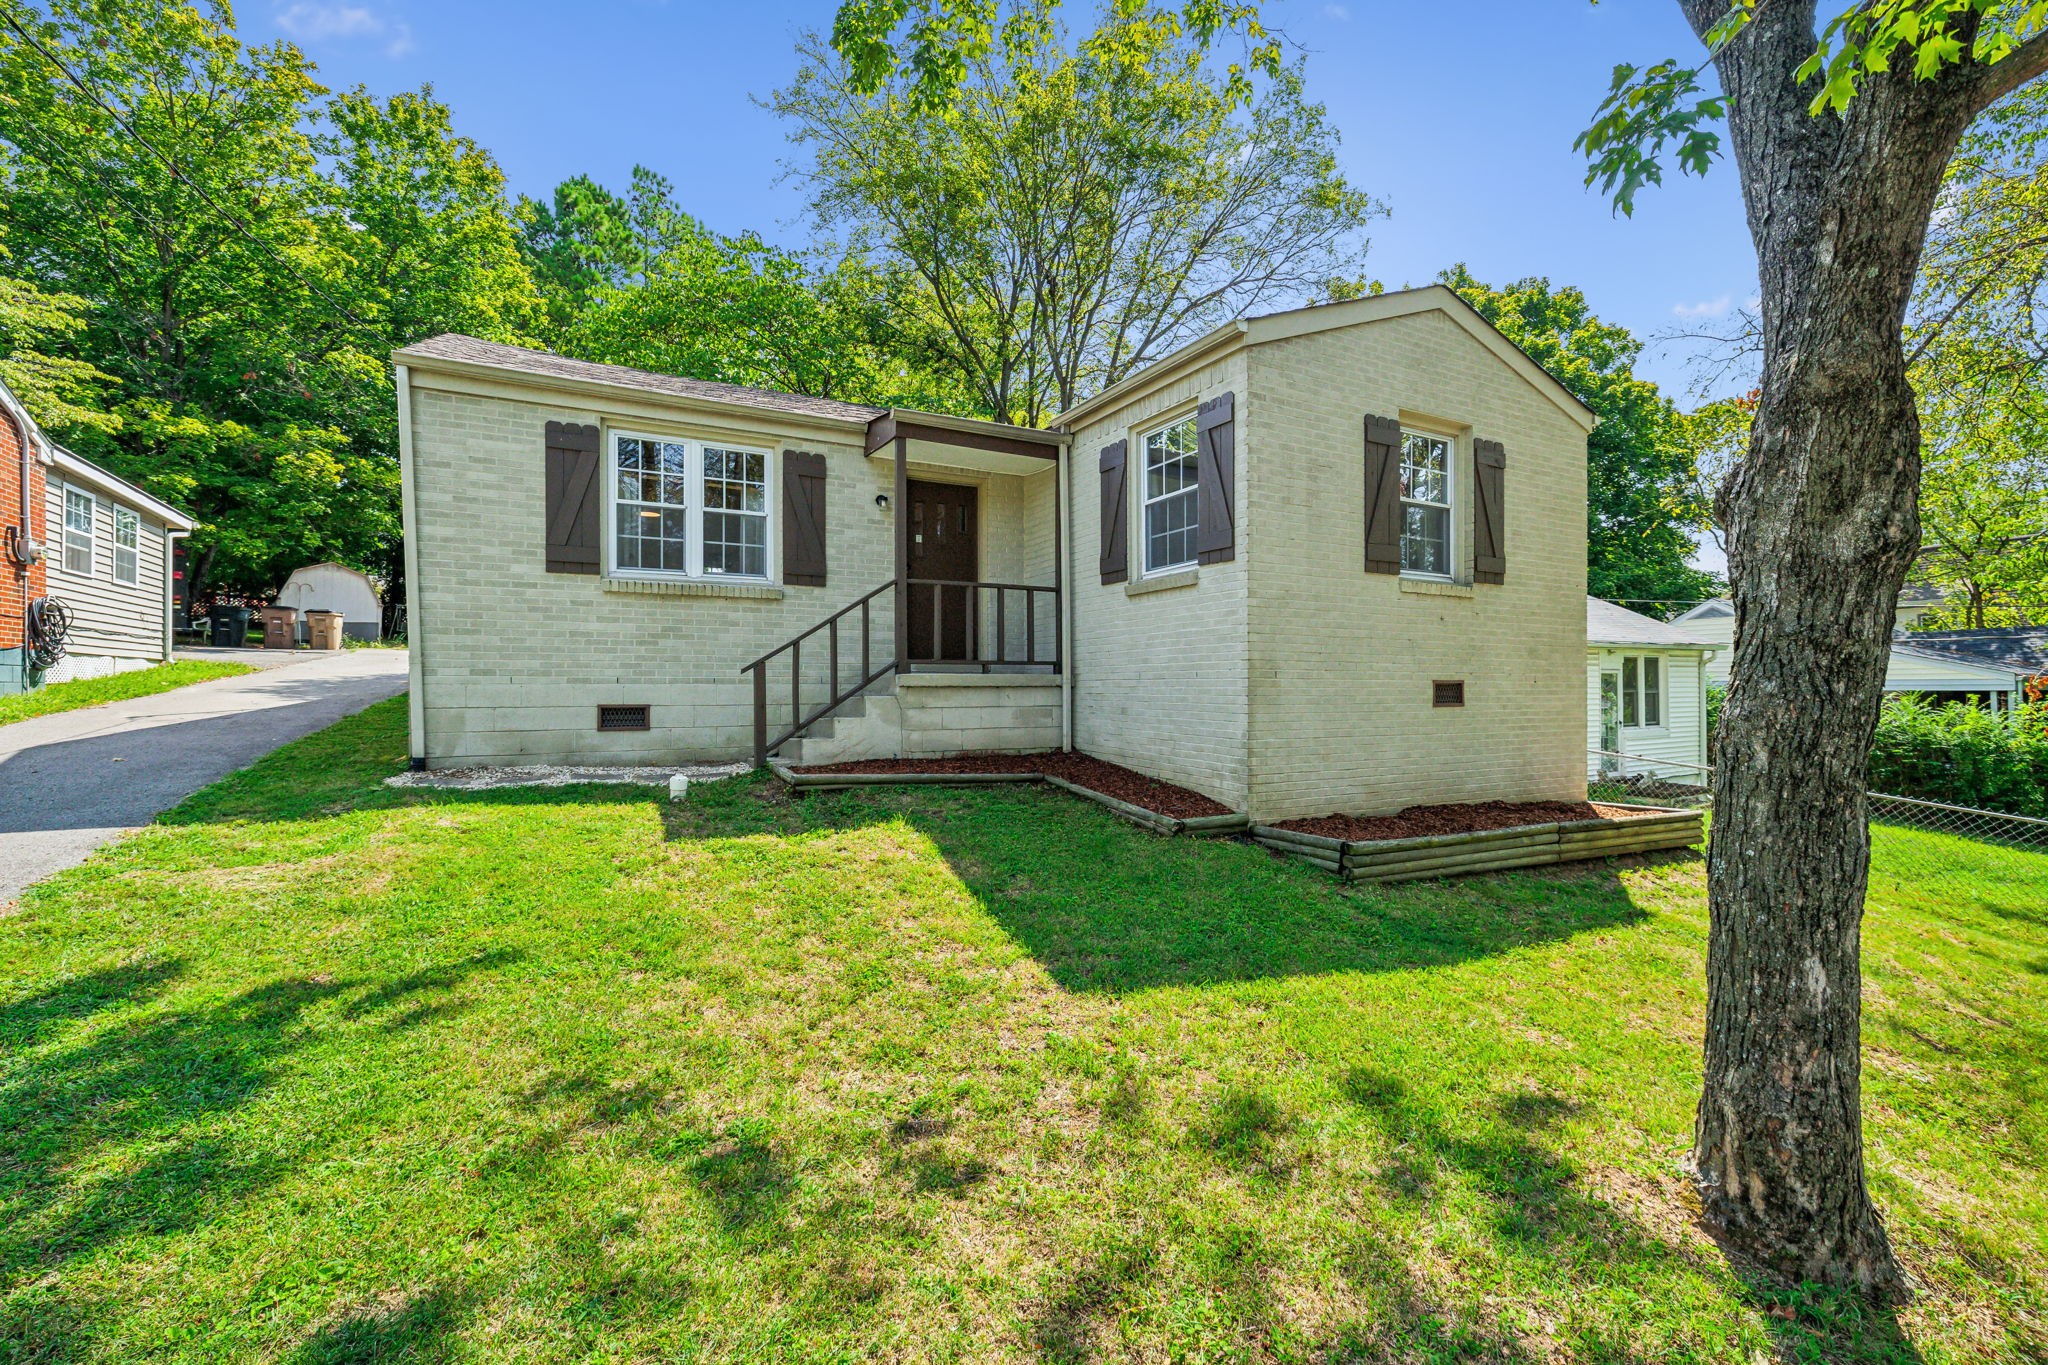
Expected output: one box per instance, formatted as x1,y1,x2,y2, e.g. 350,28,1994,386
1322,3,1350,18
1672,294,1733,320
275,3,413,57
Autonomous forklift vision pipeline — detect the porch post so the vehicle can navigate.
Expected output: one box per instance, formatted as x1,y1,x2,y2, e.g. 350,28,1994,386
893,434,909,668
1050,445,1063,674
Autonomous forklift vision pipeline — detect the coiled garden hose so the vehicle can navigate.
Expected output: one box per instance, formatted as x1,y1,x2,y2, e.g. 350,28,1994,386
25,595,68,674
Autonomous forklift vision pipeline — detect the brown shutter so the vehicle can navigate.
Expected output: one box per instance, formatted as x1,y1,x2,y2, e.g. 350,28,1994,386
1362,414,1402,575
1195,391,1236,565
545,420,601,575
1474,438,1506,585
782,450,828,586
1098,439,1128,585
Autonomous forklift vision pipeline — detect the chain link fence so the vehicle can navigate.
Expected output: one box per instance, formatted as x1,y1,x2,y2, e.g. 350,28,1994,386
1587,749,2048,908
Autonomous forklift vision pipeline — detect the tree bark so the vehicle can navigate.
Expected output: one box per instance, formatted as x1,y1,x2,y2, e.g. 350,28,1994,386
1684,0,2004,1298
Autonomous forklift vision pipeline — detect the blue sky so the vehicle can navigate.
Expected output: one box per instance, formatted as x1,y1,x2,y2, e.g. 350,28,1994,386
248,0,1761,409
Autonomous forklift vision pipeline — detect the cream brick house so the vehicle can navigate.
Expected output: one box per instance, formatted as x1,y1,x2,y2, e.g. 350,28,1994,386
396,284,1595,822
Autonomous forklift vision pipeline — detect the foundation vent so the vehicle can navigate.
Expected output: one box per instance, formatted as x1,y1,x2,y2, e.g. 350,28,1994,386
597,704,651,732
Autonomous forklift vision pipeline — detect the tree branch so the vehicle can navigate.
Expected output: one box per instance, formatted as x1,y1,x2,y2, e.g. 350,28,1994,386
1969,29,2048,112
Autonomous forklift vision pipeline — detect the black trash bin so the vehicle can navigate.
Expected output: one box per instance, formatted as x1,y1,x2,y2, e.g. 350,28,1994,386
208,605,251,648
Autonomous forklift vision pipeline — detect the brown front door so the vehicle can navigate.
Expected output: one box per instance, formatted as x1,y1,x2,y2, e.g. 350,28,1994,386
907,479,978,661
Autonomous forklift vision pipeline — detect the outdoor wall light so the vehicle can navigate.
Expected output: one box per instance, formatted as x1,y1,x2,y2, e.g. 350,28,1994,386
875,493,891,509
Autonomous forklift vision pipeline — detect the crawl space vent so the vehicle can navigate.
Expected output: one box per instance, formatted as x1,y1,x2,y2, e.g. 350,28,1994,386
597,704,651,732
1432,680,1466,709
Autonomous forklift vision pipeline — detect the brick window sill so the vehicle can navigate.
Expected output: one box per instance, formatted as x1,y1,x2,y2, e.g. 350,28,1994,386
1126,568,1199,598
1398,577,1474,600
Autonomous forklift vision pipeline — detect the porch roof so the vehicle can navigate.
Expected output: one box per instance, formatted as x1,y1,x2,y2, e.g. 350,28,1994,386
865,409,1066,477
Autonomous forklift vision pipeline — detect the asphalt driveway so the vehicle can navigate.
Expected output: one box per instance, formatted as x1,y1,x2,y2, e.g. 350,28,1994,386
0,649,408,900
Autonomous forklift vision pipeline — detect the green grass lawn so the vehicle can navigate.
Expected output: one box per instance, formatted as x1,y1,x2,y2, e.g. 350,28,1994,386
0,660,255,726
2,698,2043,1364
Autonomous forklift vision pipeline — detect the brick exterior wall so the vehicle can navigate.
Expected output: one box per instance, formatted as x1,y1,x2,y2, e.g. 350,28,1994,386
1066,349,1254,812
404,378,1059,768
1243,309,1589,820
0,404,47,658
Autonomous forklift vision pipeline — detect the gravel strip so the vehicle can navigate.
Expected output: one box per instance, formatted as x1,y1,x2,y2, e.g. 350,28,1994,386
386,763,748,791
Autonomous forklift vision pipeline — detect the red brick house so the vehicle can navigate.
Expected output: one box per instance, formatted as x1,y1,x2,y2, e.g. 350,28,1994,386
0,378,50,694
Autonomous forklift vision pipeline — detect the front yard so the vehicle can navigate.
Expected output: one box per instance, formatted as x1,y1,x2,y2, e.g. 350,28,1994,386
2,698,2042,1363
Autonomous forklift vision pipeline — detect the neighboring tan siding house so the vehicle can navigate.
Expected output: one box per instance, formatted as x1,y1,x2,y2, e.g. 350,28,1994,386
1586,597,1716,776
42,447,192,682
398,285,1596,822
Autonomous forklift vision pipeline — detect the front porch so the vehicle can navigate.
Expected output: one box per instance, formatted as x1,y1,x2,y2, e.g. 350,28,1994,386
746,409,1069,765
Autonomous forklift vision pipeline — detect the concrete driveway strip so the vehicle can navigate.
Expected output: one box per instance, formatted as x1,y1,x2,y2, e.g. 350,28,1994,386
0,649,408,901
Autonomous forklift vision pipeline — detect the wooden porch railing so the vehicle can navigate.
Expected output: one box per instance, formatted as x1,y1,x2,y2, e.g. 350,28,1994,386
905,578,1061,672
743,581,895,768
743,579,1062,768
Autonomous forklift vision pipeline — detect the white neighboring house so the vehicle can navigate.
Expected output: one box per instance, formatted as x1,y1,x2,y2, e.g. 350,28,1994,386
277,562,383,642
1587,597,1718,775
1673,594,2030,710
45,447,195,683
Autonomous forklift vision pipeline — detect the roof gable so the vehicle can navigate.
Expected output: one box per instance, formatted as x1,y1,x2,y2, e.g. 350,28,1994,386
1056,285,1599,433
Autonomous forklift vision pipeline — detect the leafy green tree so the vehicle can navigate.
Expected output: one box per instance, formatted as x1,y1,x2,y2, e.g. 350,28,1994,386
516,166,703,335
1906,83,2048,626
1441,267,1719,612
776,3,1379,424
0,0,538,601
529,166,974,410
831,0,2048,1296
0,241,114,433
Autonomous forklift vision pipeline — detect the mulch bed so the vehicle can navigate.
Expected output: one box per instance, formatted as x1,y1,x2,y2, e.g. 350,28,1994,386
789,751,1232,820
1276,800,1647,843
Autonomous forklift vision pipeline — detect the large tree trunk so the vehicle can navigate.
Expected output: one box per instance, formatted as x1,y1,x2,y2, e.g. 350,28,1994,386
1686,0,1997,1297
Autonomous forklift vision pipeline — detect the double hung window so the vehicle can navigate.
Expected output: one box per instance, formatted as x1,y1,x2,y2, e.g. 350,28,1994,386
1141,415,1199,575
611,432,771,580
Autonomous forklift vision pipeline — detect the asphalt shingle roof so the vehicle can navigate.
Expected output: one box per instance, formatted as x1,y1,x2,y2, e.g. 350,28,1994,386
1588,597,1713,649
396,334,887,426
1893,628,2048,674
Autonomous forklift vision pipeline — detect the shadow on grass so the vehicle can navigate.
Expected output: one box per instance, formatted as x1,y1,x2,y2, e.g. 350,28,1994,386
1314,1071,1932,1364
0,951,522,1360
661,775,1658,993
288,1286,470,1364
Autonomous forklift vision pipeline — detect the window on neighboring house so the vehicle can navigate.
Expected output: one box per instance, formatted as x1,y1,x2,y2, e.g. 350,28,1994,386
1399,430,1453,577
1620,654,1663,728
701,447,766,577
614,433,691,574
62,488,94,575
610,431,773,580
113,507,140,585
1141,414,1199,574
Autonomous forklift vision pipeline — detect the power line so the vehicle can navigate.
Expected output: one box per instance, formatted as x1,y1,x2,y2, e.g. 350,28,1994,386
0,7,375,340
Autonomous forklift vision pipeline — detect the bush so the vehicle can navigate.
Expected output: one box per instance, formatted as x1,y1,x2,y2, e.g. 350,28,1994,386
1866,694,2048,817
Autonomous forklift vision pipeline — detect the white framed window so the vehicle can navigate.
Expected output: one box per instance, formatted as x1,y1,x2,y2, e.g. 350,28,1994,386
113,507,140,585
62,487,94,576
607,430,773,581
700,446,768,578
1399,430,1454,578
1140,414,1199,575
1620,654,1663,728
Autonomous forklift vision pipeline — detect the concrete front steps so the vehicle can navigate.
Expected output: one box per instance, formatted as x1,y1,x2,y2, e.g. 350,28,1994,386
772,671,1063,767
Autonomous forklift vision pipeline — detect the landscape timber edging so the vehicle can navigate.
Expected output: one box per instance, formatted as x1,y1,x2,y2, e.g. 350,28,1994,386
1251,804,1705,882
767,760,1250,837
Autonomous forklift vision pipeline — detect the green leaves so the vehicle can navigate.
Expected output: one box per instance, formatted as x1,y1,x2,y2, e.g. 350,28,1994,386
1798,1,2048,114
1574,59,1725,217
830,0,1281,110
1578,1,2048,213
1441,267,1721,608
0,0,539,597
